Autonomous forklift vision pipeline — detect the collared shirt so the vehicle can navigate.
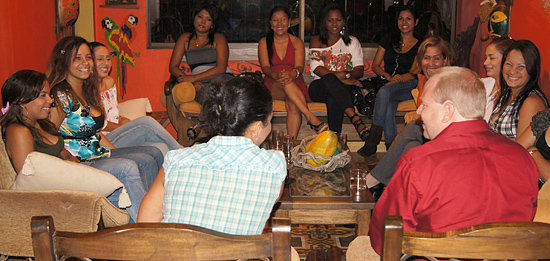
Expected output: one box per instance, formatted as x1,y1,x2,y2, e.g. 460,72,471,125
162,136,286,235
369,120,539,254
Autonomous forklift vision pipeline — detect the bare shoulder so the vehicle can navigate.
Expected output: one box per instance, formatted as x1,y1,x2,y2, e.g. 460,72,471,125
214,33,228,43
309,36,321,48
289,34,304,48
100,76,116,92
5,124,32,142
524,94,548,108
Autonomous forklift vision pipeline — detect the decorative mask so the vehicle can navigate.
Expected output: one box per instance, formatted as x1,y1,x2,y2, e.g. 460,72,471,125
488,4,509,38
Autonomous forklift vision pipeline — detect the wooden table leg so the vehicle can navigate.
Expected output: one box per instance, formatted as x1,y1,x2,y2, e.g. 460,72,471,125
274,209,289,218
356,209,370,236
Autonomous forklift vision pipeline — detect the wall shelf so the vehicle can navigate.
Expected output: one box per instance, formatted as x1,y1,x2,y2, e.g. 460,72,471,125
99,5,138,9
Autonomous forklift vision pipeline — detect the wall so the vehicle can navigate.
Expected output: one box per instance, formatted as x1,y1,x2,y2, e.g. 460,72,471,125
510,0,550,96
93,0,172,111
0,0,58,86
75,0,95,42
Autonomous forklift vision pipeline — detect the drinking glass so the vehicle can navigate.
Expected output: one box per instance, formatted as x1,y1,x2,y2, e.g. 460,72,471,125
272,130,284,150
349,169,367,191
282,135,294,165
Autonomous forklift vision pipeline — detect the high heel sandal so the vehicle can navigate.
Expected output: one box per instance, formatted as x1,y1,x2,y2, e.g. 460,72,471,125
350,113,370,141
308,122,329,134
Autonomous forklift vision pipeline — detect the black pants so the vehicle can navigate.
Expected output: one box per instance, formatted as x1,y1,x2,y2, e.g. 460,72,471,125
308,73,354,133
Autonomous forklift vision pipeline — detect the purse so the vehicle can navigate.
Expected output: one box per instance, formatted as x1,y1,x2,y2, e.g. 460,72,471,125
352,81,377,118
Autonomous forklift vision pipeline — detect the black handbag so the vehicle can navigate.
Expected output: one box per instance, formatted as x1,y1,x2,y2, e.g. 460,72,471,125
352,83,376,118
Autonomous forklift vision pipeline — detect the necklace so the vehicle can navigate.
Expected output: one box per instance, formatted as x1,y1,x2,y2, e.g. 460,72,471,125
194,37,206,47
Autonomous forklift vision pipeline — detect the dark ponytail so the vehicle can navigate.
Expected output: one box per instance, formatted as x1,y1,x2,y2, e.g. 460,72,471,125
201,77,273,136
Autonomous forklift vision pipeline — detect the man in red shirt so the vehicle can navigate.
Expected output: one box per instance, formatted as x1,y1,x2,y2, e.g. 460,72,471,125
369,66,539,254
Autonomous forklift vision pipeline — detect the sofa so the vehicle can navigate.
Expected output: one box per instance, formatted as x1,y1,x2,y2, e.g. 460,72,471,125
0,132,130,258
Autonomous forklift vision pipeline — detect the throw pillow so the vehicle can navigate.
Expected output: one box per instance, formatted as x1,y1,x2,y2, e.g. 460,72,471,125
9,152,131,208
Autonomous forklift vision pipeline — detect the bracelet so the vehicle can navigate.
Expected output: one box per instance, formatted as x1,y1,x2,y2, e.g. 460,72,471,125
529,148,539,157
293,69,300,79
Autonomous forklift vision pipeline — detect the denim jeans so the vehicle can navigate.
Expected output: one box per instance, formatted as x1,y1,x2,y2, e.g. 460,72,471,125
105,116,183,156
370,119,425,185
372,79,418,144
110,146,163,190
83,156,148,223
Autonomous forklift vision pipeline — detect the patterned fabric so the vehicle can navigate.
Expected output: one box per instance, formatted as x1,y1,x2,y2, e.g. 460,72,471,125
309,36,364,79
57,91,110,161
490,89,546,140
162,136,286,235
100,84,119,123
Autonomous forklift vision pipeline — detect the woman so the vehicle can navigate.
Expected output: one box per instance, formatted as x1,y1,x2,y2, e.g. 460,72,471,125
168,2,232,139
490,39,548,140
91,42,182,156
308,3,367,138
367,5,422,150
258,5,327,139
359,37,453,157
1,70,77,172
0,70,144,222
138,77,286,236
168,1,231,104
47,36,163,222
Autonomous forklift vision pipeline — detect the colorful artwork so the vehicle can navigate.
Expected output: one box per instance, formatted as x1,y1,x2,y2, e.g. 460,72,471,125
101,15,138,98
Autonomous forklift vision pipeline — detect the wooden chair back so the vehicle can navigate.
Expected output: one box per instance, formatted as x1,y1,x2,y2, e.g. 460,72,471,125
31,215,291,261
381,215,550,261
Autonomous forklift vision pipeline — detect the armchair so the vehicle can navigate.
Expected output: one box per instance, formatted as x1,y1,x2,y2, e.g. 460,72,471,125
0,132,129,258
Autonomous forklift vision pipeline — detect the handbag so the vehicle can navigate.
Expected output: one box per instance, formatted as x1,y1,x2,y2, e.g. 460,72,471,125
352,81,377,118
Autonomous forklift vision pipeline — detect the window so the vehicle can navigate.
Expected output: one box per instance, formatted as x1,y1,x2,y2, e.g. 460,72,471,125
147,0,455,49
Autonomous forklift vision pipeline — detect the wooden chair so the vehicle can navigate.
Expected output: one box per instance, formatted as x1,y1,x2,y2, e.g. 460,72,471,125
31,215,291,261
381,215,550,261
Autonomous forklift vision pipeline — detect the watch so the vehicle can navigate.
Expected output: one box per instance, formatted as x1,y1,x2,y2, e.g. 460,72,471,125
345,73,351,79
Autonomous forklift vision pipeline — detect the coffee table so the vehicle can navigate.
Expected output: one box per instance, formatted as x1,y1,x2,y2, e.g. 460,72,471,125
274,152,376,236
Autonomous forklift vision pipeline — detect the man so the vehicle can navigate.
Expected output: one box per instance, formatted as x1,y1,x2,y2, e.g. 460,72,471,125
369,67,539,254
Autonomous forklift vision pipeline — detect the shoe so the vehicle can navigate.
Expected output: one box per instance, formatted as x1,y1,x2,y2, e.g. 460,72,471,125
349,114,370,141
187,120,202,140
306,249,326,261
326,246,345,261
357,124,383,157
368,182,385,202
308,122,329,134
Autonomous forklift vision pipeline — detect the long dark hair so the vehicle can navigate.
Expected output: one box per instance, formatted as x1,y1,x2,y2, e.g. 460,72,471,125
390,5,421,52
201,77,273,137
1,70,60,145
46,36,104,113
187,1,218,48
496,39,548,114
319,3,350,46
266,5,291,65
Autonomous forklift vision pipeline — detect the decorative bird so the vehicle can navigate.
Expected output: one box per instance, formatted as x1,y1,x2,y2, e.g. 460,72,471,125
101,15,138,98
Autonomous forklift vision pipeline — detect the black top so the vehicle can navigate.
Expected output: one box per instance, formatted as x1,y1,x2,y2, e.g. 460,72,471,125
379,34,421,76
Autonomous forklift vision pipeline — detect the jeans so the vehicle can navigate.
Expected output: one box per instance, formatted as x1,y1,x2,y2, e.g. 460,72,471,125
83,154,152,223
105,116,182,156
308,74,354,133
370,119,425,185
372,79,418,144
110,146,163,190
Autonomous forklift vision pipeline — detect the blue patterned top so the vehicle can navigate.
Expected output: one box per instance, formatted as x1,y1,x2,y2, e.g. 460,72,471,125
162,136,286,235
57,91,110,161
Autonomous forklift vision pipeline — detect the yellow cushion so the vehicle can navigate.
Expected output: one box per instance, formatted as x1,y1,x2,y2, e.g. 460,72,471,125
179,101,202,114
397,99,416,112
172,82,196,106
307,102,327,113
535,181,550,224
273,100,287,112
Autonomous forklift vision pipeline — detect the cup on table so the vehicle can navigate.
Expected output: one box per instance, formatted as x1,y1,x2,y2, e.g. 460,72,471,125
282,135,294,165
349,169,367,192
272,130,284,150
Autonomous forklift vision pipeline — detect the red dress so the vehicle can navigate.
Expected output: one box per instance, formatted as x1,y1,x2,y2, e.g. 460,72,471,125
263,38,311,102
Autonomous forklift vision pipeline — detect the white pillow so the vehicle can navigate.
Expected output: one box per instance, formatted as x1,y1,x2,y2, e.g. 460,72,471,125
9,152,131,208
118,98,153,120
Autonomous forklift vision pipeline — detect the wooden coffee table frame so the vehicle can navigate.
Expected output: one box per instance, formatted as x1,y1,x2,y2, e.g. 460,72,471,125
274,152,376,236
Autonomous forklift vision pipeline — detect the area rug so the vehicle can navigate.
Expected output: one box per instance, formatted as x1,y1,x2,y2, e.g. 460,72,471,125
290,224,356,260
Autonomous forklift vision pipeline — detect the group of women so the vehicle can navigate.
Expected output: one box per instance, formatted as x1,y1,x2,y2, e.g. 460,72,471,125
2,1,550,242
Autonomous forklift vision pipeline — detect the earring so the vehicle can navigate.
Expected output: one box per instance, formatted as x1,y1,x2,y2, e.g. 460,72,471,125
340,26,345,35
22,106,29,117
